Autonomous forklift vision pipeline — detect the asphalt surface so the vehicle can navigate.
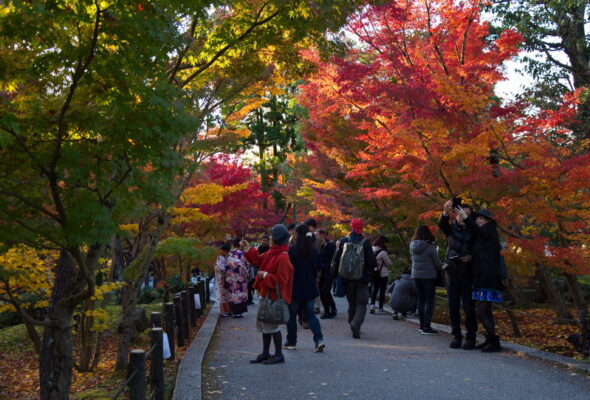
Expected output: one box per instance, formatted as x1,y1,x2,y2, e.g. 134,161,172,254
201,297,590,400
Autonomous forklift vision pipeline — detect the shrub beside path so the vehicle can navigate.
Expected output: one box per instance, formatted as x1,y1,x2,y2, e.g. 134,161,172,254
196,297,590,400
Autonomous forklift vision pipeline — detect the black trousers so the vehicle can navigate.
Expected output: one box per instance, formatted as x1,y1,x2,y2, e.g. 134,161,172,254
370,276,388,309
446,272,477,339
319,276,336,314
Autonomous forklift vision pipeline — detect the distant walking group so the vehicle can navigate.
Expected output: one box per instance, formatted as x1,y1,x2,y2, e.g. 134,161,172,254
214,197,504,365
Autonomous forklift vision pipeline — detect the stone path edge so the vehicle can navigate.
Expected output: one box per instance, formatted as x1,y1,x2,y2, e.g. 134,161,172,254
172,303,220,400
383,304,590,374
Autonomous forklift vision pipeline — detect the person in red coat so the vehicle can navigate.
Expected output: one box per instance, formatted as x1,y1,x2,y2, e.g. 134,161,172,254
242,224,294,365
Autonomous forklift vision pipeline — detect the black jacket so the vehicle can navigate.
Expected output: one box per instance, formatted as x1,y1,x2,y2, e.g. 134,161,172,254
320,240,336,280
464,217,504,290
331,232,377,284
438,214,474,276
288,247,321,302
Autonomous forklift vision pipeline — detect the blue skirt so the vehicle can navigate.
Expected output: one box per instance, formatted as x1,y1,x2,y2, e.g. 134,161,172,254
472,288,503,302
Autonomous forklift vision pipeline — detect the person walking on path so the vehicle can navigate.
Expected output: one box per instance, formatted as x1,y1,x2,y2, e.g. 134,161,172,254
215,242,233,317
410,225,442,335
318,230,337,319
242,225,294,365
332,218,377,339
439,200,478,349
304,218,322,314
457,207,504,352
225,239,251,318
370,236,393,315
389,268,417,320
284,224,326,353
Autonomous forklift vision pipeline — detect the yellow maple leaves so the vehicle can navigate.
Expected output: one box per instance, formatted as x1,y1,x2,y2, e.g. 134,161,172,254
0,245,56,312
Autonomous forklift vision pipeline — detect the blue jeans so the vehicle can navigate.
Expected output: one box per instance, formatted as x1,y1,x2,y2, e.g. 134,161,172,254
287,299,323,345
414,278,436,330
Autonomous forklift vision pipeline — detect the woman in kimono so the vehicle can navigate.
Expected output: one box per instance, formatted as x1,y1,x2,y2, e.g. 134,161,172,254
225,238,251,318
215,242,232,317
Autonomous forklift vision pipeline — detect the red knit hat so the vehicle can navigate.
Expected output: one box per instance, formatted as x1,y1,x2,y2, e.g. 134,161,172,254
350,218,364,234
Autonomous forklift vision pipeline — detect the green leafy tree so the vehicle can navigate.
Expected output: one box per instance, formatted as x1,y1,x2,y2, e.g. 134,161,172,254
490,0,590,142
1,1,370,397
241,89,306,211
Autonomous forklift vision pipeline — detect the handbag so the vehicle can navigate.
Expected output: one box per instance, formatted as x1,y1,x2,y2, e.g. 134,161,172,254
257,284,290,325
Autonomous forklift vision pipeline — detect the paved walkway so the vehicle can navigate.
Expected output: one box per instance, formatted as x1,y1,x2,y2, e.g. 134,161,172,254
201,297,590,400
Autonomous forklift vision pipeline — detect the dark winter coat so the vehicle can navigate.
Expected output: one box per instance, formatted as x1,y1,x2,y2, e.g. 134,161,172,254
464,217,504,290
288,246,321,302
331,232,377,284
389,274,417,314
410,240,442,280
320,240,336,281
438,214,474,276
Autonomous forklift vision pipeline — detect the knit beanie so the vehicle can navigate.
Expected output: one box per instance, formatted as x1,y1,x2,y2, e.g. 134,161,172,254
271,224,290,245
350,218,364,234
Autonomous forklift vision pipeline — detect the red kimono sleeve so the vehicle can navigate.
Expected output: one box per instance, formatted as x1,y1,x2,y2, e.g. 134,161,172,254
244,247,263,267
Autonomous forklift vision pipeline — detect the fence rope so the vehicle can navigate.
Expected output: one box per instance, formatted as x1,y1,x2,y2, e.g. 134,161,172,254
111,368,139,400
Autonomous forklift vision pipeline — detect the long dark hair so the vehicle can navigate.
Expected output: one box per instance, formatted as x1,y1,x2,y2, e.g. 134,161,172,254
412,225,435,243
292,223,313,260
373,235,389,250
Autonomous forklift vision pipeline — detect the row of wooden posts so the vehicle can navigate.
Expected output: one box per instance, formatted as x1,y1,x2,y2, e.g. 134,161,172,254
115,278,210,400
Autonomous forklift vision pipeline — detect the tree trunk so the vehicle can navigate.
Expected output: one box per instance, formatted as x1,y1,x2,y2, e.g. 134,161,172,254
77,299,99,372
39,250,77,400
564,272,588,312
116,214,167,370
535,264,573,321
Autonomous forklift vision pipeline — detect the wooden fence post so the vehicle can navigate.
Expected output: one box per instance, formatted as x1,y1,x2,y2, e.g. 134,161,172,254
128,350,146,400
150,312,162,328
181,290,190,339
165,302,175,360
174,295,184,347
150,328,164,400
189,286,197,326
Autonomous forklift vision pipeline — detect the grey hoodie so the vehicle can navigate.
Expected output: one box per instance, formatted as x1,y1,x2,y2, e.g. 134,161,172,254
410,240,442,280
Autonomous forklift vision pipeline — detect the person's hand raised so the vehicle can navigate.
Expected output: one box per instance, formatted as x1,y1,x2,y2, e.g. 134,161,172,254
240,239,250,252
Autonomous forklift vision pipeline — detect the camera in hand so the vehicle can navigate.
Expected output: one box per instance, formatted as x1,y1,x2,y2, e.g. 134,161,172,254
452,196,462,208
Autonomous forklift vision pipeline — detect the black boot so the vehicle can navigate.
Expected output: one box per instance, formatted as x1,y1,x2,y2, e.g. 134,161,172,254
475,335,491,349
462,335,476,350
481,335,502,353
449,336,462,349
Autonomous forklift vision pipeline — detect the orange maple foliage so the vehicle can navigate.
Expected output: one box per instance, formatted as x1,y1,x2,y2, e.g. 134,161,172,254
298,0,590,275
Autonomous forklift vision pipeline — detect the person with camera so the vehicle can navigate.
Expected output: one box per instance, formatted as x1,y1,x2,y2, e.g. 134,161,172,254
438,199,477,350
456,207,504,353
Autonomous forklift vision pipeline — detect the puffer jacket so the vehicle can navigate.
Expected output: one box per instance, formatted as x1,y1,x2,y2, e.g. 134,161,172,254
410,240,442,280
464,217,504,290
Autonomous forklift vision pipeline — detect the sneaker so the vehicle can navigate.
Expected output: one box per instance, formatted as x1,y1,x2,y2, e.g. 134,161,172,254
314,341,326,353
369,304,376,314
282,343,296,350
421,327,439,335
232,314,243,318
418,328,424,333
221,313,232,317
392,313,400,321
376,308,386,315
